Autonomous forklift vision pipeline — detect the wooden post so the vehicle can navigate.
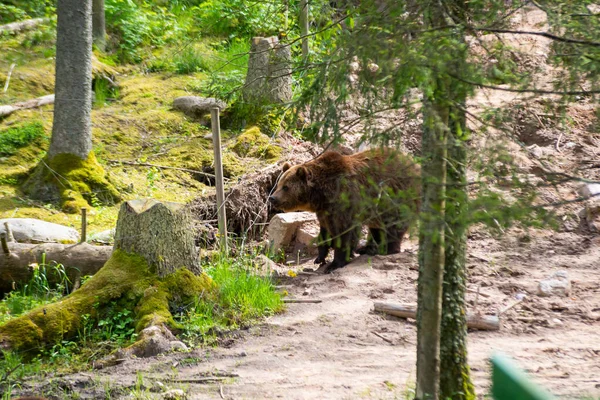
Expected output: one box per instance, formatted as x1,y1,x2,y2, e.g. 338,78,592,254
3,222,15,243
300,0,309,59
1,233,9,255
81,207,87,243
211,107,228,252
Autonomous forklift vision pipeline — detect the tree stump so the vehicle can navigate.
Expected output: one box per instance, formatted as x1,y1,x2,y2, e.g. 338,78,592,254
243,36,292,105
114,199,201,277
0,200,213,358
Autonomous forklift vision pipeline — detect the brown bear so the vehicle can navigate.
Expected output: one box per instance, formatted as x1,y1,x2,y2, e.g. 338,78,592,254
269,148,420,273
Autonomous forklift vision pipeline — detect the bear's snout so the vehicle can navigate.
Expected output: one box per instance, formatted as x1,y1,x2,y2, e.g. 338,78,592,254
268,195,279,206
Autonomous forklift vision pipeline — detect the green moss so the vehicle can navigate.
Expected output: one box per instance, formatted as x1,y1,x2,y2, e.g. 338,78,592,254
21,152,121,213
231,126,282,161
0,250,152,352
135,268,215,332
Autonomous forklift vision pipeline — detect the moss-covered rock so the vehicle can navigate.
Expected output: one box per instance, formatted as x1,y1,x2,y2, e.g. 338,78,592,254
21,152,121,213
231,126,282,160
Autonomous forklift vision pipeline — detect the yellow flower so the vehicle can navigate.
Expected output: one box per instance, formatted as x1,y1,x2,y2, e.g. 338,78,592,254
287,270,297,278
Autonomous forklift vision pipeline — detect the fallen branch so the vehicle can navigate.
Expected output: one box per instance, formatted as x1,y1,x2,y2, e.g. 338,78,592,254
0,242,112,293
0,94,55,118
467,287,491,298
498,297,525,315
374,302,500,331
3,63,15,93
0,18,48,34
283,298,322,303
169,377,229,383
371,330,394,345
107,159,224,181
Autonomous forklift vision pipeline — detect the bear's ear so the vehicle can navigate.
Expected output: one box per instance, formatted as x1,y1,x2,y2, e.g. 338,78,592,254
296,166,312,183
282,162,291,172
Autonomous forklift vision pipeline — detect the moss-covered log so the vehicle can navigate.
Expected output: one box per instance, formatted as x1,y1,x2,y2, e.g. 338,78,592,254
0,242,111,294
0,200,213,357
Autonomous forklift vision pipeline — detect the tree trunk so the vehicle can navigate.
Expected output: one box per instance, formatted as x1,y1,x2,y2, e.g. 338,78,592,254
49,0,93,160
243,36,292,105
299,0,309,59
440,116,476,400
92,0,106,51
416,98,447,400
20,0,120,213
438,1,476,397
0,200,212,358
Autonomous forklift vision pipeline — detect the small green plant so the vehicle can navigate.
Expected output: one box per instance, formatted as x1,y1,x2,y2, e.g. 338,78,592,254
177,252,283,345
0,256,72,324
174,46,209,74
0,121,46,157
95,302,137,344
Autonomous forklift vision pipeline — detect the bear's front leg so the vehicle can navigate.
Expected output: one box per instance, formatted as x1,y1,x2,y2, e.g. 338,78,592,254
314,227,330,265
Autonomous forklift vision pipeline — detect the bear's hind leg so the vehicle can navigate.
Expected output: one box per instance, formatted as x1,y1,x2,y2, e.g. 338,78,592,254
357,228,385,255
386,225,408,255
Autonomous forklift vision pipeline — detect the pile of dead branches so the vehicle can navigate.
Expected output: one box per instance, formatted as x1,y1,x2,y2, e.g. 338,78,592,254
189,142,319,241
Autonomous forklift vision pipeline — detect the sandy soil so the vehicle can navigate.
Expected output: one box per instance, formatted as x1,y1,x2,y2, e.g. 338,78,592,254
20,227,599,400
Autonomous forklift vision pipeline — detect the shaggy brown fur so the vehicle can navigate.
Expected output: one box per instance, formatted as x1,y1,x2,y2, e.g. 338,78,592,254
269,148,420,273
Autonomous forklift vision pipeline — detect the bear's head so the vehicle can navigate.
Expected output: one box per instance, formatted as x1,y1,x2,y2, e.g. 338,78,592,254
269,162,315,212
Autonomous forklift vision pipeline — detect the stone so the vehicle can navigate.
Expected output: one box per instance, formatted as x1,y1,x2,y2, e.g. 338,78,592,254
169,341,188,352
89,228,115,244
537,270,571,297
582,199,600,232
254,254,280,276
0,218,79,243
267,212,317,252
172,96,226,118
294,221,320,254
162,389,187,400
577,183,600,199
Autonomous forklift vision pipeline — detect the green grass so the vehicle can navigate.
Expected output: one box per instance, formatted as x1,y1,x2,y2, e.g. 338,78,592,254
0,121,46,157
178,253,283,345
0,257,71,325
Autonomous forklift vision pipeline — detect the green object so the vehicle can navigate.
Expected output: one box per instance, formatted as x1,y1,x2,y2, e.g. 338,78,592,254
491,353,555,400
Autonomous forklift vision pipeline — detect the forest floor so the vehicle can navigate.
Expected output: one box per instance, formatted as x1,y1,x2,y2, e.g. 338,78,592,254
4,5,600,400
24,228,600,399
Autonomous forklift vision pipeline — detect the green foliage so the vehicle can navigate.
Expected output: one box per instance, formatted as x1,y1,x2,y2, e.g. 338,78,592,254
0,0,55,24
105,0,179,63
195,0,284,39
0,257,71,325
0,121,46,157
174,46,210,74
177,253,283,345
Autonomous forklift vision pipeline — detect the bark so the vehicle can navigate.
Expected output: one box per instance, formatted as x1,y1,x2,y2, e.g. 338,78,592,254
92,0,106,51
416,99,447,400
243,37,292,105
440,107,476,400
114,199,201,277
49,0,93,159
0,242,111,294
300,0,309,59
439,1,476,397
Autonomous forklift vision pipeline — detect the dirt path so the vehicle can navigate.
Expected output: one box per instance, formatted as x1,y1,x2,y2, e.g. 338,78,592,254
30,228,598,400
